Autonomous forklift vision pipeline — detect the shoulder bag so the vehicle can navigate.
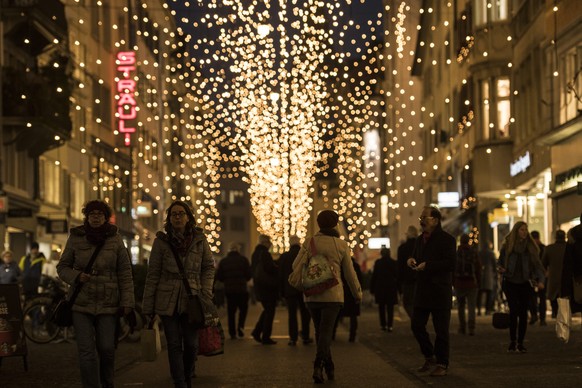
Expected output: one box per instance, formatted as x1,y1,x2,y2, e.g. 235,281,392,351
168,244,218,327
50,242,105,327
302,237,339,296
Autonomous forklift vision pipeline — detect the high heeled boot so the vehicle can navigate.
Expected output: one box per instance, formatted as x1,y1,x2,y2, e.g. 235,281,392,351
324,358,335,380
312,358,325,384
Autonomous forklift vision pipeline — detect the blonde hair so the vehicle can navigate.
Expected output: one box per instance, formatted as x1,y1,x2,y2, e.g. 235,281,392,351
503,221,539,259
1,250,14,260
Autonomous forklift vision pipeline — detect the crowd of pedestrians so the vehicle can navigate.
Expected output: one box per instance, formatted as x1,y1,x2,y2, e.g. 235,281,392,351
3,199,581,387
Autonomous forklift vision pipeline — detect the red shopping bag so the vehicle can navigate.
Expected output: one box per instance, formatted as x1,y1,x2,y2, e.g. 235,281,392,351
198,321,224,356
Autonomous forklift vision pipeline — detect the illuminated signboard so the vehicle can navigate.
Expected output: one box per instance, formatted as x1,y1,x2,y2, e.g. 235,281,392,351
116,51,137,146
438,192,460,208
510,151,531,177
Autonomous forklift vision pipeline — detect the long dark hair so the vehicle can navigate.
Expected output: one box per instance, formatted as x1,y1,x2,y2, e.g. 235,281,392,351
163,200,196,234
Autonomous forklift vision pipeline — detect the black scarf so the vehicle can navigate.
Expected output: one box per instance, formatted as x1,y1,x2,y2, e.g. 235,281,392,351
85,222,110,245
319,228,340,238
170,228,194,257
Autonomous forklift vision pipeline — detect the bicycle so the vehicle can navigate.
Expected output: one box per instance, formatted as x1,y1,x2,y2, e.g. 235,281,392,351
22,276,68,344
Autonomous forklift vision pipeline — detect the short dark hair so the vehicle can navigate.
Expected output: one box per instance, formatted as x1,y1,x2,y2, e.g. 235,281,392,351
82,200,113,220
380,247,390,257
31,242,39,250
530,230,540,239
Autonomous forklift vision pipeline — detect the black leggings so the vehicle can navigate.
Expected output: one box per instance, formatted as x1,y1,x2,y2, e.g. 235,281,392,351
502,281,533,344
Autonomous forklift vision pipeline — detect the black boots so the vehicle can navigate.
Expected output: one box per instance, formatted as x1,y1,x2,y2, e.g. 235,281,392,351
313,358,324,384
324,358,335,380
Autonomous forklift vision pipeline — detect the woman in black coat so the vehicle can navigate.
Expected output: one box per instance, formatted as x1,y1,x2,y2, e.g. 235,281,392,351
332,257,362,342
370,248,399,331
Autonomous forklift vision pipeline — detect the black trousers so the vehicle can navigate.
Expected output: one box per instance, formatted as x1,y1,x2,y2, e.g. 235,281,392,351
225,292,249,337
286,296,311,342
503,281,532,343
253,300,276,341
411,307,451,367
378,302,395,328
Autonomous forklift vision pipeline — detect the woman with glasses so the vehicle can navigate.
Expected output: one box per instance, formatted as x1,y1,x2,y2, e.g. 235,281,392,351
142,200,215,388
498,221,545,353
57,200,135,388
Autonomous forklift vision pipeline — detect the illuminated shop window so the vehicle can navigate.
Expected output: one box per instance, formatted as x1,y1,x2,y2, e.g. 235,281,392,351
474,0,509,27
480,77,510,140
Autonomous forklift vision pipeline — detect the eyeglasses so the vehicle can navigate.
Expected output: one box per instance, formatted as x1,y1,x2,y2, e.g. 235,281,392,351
171,211,187,218
88,211,105,217
418,216,435,221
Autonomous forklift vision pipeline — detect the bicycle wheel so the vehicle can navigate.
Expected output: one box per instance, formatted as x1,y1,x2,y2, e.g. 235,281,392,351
22,297,61,344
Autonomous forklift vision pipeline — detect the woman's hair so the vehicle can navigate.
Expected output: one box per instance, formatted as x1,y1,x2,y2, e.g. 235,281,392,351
504,221,539,257
82,199,112,221
163,200,196,233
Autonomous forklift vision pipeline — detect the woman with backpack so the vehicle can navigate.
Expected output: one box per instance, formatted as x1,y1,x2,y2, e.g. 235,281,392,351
453,234,481,336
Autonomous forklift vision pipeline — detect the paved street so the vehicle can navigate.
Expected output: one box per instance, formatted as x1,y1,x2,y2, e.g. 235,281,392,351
1,300,582,387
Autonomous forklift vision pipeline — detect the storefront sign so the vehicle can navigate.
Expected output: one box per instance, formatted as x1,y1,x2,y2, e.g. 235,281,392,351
510,151,531,177
116,51,137,146
0,196,7,212
47,219,68,234
368,237,390,249
0,284,28,359
7,208,32,218
438,192,460,208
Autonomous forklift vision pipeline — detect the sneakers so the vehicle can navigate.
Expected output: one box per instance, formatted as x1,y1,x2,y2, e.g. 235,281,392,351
417,358,436,372
508,341,517,352
517,343,527,353
430,364,448,377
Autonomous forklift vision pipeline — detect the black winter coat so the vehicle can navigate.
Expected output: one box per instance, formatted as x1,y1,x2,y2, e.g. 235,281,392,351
216,251,252,294
251,244,279,302
397,238,417,287
561,224,582,313
339,258,362,317
370,255,398,305
278,244,301,298
412,226,456,309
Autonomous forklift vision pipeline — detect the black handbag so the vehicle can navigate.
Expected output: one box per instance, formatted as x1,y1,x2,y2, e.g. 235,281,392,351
168,245,206,328
492,311,510,329
50,242,105,327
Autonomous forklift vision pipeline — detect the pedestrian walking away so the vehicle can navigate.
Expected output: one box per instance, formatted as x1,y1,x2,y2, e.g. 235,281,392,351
397,225,418,319
541,230,567,319
498,221,545,354
370,247,398,332
251,234,279,345
407,205,456,377
453,234,481,336
333,256,363,342
288,209,362,384
56,199,135,388
216,241,252,340
279,235,313,346
142,200,216,388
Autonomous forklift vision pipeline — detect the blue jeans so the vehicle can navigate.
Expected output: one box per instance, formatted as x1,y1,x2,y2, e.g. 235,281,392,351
161,313,199,388
306,302,342,362
72,312,117,388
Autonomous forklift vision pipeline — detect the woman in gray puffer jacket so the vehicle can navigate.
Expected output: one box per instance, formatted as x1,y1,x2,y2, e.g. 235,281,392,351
142,200,215,388
57,200,135,388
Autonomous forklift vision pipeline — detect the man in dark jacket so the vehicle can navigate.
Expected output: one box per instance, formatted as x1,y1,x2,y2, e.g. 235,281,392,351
279,235,312,345
19,241,46,300
370,247,398,332
561,214,582,313
216,242,252,339
397,225,418,319
407,206,456,377
251,234,279,345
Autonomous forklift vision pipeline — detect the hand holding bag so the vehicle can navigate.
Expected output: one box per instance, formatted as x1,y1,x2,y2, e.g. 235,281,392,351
141,318,162,361
50,242,105,327
198,321,225,356
301,238,339,297
556,297,572,343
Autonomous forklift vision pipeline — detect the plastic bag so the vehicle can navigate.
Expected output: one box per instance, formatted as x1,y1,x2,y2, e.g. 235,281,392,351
556,297,571,343
198,321,224,357
141,319,162,361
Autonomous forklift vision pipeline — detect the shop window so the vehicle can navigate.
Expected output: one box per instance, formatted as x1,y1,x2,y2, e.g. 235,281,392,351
39,158,62,205
480,77,510,140
473,0,508,27
70,175,86,220
559,45,582,125
229,190,245,206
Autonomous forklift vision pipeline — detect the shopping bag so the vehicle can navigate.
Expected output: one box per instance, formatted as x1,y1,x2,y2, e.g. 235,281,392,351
301,238,339,296
492,312,510,329
197,321,225,357
141,319,162,361
556,297,572,343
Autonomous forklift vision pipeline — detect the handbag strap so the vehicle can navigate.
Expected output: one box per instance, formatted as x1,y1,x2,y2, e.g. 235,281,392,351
168,244,194,298
69,242,105,304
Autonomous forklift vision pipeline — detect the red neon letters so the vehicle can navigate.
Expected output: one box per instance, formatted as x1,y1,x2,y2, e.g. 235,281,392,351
116,51,137,146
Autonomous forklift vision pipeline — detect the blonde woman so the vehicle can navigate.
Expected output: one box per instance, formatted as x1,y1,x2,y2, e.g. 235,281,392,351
498,221,545,353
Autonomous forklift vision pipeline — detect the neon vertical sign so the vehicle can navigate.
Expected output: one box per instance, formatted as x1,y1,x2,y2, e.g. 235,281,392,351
116,51,137,146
